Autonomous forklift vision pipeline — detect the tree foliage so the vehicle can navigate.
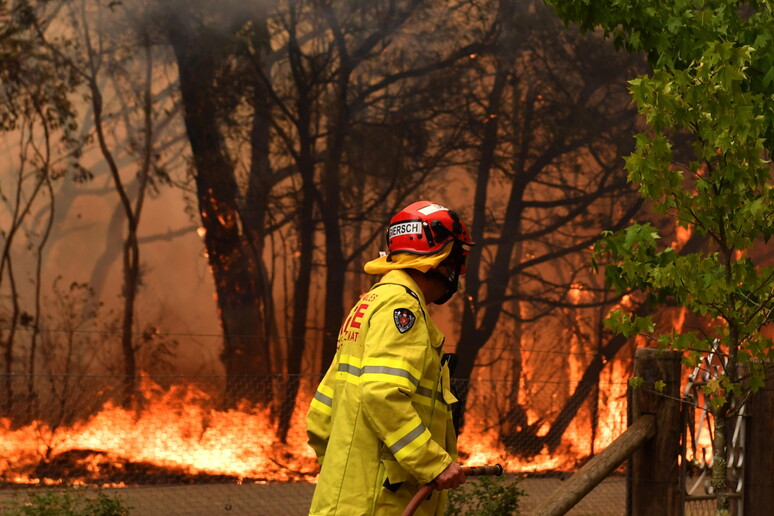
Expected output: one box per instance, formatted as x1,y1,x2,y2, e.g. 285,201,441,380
550,0,774,512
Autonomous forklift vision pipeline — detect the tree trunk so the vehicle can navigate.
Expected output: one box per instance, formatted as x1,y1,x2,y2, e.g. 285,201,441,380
2,257,19,416
277,22,317,439
167,18,272,407
453,36,512,430
542,325,633,451
120,233,139,406
1,145,52,416
278,168,315,442
710,407,731,514
319,105,347,375
245,48,278,378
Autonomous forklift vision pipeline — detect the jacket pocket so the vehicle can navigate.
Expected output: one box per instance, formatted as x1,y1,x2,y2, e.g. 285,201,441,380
381,458,410,492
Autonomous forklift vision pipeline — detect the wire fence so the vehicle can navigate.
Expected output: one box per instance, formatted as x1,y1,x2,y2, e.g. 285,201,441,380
0,372,710,515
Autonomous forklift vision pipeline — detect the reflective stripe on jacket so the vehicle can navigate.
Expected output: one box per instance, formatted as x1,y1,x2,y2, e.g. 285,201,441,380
307,270,458,516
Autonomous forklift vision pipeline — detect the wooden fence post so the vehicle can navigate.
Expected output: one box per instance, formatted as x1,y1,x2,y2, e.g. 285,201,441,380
530,348,681,516
744,362,774,514
629,347,682,516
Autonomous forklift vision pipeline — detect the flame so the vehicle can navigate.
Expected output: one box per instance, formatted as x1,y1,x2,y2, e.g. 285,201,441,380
567,283,584,303
0,366,637,488
673,306,687,334
671,224,692,251
458,425,572,473
454,349,630,475
0,376,318,486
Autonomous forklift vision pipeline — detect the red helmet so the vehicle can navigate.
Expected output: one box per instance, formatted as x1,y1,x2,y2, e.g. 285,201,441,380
387,201,474,255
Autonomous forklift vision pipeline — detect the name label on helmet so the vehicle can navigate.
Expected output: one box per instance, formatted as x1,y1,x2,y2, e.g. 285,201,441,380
388,221,422,238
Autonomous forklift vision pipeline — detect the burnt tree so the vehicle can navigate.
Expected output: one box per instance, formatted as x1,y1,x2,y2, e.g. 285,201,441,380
164,3,275,406
452,0,645,438
268,0,491,441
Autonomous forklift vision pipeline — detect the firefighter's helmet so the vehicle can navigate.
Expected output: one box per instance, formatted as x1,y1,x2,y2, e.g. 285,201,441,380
364,201,474,304
386,201,474,256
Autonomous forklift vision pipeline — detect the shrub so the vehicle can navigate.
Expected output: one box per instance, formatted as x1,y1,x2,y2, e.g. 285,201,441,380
446,475,526,515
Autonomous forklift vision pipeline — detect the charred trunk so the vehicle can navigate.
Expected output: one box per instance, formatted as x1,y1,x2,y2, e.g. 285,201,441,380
321,240,345,372
278,183,315,442
542,332,631,452
277,28,317,438
319,104,348,373
120,234,139,407
168,18,272,407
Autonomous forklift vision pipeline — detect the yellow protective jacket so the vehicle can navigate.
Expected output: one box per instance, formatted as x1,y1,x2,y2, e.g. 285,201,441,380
307,269,458,516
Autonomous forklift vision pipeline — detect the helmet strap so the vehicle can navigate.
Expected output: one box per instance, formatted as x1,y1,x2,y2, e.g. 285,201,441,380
425,264,460,305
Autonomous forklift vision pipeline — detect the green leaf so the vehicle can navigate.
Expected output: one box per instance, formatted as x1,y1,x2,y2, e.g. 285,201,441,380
629,376,644,389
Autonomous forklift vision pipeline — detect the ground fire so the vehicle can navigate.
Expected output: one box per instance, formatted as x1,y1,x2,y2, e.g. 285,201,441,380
0,374,621,488
0,368,713,488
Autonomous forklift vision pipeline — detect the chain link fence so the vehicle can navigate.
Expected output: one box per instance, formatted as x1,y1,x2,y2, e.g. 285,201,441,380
0,372,636,514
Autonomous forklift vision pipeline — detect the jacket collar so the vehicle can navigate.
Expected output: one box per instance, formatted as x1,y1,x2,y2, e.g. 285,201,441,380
373,269,428,308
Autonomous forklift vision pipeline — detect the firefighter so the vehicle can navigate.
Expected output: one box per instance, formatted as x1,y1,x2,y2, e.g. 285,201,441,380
307,201,474,515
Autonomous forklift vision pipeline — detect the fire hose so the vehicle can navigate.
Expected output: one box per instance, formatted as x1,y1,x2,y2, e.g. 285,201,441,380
401,464,503,516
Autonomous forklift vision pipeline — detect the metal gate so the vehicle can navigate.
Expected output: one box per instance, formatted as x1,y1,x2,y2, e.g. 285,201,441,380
680,341,746,515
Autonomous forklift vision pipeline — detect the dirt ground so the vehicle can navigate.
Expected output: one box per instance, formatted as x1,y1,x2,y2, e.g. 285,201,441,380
0,476,630,515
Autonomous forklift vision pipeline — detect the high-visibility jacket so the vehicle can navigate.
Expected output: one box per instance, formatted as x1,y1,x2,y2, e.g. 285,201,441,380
307,269,458,516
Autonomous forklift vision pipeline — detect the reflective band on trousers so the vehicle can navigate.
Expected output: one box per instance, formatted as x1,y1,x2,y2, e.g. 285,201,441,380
389,421,427,456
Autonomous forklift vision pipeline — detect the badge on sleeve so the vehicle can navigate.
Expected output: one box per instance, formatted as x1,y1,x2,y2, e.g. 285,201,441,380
393,308,416,333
